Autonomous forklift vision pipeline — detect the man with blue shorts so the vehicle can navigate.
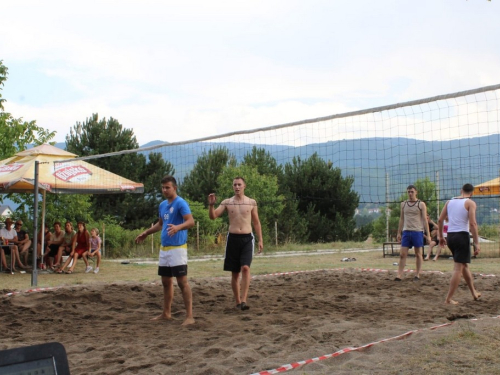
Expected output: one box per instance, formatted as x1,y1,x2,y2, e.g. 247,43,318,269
395,184,431,281
135,175,195,325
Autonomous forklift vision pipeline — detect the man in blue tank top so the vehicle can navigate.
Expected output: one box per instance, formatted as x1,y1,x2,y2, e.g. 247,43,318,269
438,183,481,304
135,175,195,325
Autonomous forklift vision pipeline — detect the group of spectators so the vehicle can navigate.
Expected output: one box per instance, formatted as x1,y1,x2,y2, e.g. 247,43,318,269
1,219,102,274
0,218,32,272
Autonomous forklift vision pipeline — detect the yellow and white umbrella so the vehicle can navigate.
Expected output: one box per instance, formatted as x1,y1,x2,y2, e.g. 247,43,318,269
0,144,144,284
0,144,144,194
474,177,500,196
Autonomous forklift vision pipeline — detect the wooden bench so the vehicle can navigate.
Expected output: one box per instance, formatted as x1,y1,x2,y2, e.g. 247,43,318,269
383,242,400,257
383,243,438,258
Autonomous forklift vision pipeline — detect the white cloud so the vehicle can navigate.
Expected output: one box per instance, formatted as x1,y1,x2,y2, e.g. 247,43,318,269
2,0,500,146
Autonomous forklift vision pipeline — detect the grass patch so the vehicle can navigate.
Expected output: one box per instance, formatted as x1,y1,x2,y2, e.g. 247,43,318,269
3,247,500,291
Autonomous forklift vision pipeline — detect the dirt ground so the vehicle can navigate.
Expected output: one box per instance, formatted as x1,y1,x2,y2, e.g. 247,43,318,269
2,268,500,374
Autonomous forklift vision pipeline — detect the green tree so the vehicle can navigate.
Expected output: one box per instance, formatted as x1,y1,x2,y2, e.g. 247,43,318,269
371,208,400,243
0,60,56,159
14,193,92,231
1,60,58,223
122,152,175,229
372,177,437,242
181,147,235,205
415,177,438,220
283,153,359,242
242,146,308,243
65,113,173,228
186,199,225,250
242,146,283,177
216,165,284,245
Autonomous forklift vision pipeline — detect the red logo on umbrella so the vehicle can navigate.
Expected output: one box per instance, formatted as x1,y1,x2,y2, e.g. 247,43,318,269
120,185,137,191
53,165,92,182
0,163,24,175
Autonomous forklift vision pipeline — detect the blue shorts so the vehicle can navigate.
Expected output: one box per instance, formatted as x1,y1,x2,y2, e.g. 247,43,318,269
401,231,424,248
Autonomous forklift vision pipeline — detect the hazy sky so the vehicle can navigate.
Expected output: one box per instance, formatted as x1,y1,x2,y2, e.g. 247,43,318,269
2,0,499,146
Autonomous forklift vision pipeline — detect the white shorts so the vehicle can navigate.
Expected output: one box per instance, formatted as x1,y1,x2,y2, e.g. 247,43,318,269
158,245,187,267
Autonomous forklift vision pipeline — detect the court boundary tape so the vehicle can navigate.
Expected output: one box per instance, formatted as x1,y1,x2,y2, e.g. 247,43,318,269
250,315,500,375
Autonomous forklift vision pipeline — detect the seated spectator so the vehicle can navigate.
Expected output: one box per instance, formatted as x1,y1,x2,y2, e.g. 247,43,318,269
84,227,102,274
0,218,25,272
432,218,448,261
14,220,32,267
54,221,76,267
424,214,441,261
36,223,52,268
43,221,65,270
56,221,91,274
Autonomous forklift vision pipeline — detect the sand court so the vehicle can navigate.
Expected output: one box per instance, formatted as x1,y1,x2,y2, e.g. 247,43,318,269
1,268,500,374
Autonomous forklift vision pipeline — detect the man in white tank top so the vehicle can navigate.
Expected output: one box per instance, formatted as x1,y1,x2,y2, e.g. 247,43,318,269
438,183,481,304
395,184,431,281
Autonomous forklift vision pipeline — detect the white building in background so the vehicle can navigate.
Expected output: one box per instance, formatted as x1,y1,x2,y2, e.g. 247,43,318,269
0,204,14,220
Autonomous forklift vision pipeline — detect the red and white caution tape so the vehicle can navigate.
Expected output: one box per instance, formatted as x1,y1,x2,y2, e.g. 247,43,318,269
250,315,500,375
4,286,59,297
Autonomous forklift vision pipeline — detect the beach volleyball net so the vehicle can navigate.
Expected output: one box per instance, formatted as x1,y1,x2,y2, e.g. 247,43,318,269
55,84,500,223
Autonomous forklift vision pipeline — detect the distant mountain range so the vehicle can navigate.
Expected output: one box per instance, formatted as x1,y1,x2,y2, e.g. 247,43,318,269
53,135,500,204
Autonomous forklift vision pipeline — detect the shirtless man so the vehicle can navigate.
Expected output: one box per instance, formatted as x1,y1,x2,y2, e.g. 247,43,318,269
438,183,481,304
395,184,431,281
208,176,263,310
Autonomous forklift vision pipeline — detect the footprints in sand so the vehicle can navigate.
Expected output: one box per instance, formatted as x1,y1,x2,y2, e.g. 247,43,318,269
447,313,476,321
3,271,499,375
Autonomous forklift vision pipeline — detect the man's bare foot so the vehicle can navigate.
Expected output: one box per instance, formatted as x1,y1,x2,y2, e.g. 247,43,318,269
445,299,459,305
474,292,482,301
151,314,173,321
181,317,195,326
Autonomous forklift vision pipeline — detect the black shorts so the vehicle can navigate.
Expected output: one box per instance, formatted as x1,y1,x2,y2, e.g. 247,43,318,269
224,233,254,273
158,264,188,278
47,244,59,257
1,245,11,255
447,232,471,264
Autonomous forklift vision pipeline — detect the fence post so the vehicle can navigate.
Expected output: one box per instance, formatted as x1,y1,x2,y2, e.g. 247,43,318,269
197,221,200,252
151,223,154,254
275,221,278,247
385,172,390,242
102,223,105,257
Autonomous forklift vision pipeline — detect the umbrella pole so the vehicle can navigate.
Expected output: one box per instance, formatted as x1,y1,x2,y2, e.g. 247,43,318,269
31,162,40,287
102,223,105,257
41,191,46,264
